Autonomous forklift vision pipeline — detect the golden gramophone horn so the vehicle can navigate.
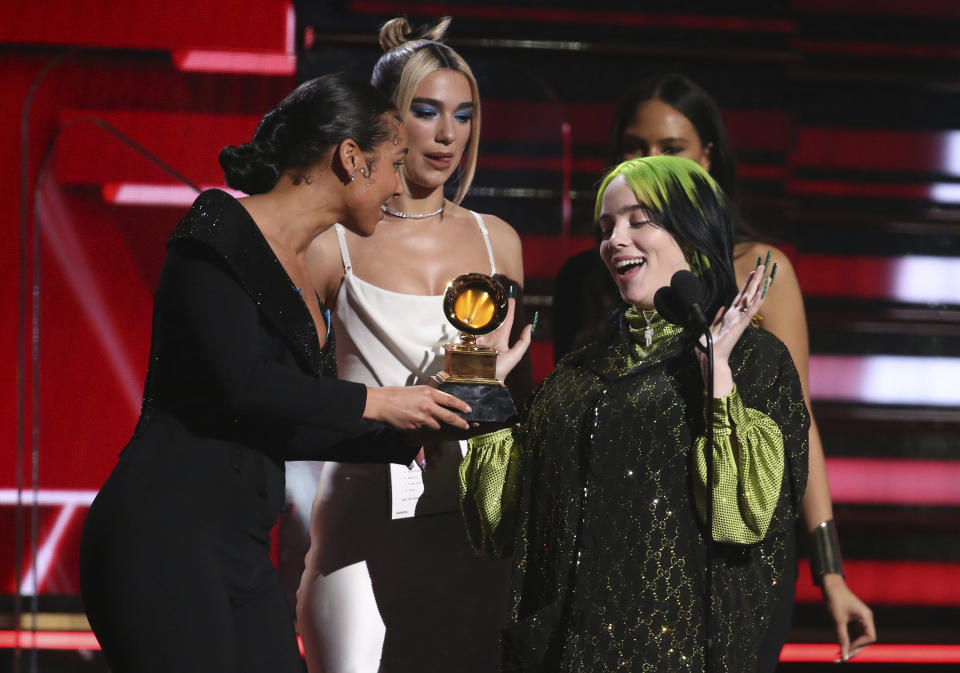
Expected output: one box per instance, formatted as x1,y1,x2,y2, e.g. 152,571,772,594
442,273,508,336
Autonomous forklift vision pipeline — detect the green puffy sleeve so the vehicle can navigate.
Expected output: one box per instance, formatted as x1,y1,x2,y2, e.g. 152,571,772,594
459,428,522,557
693,386,786,545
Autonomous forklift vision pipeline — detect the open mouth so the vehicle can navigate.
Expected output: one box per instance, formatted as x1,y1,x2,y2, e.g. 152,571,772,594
613,257,645,277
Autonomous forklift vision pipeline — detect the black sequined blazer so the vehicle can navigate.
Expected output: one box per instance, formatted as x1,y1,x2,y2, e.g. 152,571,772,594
82,189,412,604
501,314,809,673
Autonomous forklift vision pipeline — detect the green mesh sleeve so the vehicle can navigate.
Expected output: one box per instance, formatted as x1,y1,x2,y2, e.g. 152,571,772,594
459,428,522,557
693,386,785,545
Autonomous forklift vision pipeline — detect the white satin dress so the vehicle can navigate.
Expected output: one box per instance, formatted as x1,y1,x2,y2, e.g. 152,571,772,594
288,213,511,673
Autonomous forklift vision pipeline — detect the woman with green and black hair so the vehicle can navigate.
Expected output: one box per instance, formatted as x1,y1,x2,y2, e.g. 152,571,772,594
461,156,808,672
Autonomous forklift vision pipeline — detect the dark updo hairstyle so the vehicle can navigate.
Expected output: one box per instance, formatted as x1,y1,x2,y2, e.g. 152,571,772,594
607,73,763,243
219,72,397,195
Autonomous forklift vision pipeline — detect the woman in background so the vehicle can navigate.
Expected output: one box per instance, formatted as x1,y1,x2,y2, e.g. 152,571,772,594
79,73,472,673
552,73,876,667
291,17,528,673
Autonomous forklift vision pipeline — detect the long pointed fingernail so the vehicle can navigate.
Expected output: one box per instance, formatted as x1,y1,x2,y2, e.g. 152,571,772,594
508,284,517,299
531,311,539,336
762,277,771,298
770,262,778,280
755,256,762,267
764,250,771,270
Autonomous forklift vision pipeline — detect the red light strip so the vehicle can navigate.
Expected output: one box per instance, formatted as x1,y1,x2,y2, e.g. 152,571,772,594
792,39,960,60
780,643,960,664
826,457,960,506
171,4,296,75
102,183,246,207
0,631,100,650
792,0,960,19
796,560,960,606
171,51,295,76
0,631,303,654
1,632,958,663
789,179,960,203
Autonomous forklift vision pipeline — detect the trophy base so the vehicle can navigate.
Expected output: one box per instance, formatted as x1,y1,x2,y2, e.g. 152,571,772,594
435,380,518,424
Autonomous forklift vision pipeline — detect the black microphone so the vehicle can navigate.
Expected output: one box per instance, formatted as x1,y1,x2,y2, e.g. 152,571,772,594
653,285,687,326
655,270,709,331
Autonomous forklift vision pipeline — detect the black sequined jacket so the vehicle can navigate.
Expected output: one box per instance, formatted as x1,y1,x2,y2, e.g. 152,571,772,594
498,314,808,672
111,189,411,544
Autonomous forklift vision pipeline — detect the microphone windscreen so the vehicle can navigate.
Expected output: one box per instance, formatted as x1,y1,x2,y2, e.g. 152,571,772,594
671,270,704,309
653,285,687,326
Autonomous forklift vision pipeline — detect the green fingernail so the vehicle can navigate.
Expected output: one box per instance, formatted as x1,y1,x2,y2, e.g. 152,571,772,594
531,311,539,336
508,284,517,300
761,277,771,298
770,262,778,280
755,256,762,267
764,250,771,270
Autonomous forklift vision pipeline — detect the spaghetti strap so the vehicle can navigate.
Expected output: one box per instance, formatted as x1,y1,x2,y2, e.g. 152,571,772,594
333,223,353,273
469,211,496,276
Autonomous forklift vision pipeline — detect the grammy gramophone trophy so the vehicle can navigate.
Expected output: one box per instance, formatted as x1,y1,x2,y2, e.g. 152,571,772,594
433,273,518,424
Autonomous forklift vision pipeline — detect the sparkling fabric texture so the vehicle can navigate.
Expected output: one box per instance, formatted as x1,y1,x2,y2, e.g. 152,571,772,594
460,311,808,672
167,189,327,376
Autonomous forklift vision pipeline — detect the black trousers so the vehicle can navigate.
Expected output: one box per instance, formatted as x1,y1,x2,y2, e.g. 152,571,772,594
80,440,304,673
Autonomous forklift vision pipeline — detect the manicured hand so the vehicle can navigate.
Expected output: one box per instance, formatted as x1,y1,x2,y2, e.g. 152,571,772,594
698,258,777,396
821,574,877,662
478,298,533,382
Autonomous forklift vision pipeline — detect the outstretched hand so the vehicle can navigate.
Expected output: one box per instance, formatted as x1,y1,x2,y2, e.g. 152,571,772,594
478,298,533,383
698,257,777,396
363,385,472,431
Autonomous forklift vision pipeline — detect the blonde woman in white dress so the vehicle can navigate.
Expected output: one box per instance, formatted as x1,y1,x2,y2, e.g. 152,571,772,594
290,17,529,673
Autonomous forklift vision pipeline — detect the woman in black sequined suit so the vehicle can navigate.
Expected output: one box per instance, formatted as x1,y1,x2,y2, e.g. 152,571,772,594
461,156,809,672
79,74,471,673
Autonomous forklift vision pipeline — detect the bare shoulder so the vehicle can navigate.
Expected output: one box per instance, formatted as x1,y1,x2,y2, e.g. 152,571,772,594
734,240,809,376
733,241,795,287
305,225,347,304
477,212,521,243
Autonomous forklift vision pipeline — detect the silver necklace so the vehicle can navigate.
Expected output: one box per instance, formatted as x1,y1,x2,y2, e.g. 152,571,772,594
641,309,657,347
381,203,444,219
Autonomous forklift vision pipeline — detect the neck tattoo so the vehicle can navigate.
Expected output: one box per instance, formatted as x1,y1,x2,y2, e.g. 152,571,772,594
641,309,657,347
381,203,444,219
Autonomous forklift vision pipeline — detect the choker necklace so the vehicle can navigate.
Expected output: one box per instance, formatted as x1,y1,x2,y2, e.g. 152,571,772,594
641,309,657,347
381,203,444,219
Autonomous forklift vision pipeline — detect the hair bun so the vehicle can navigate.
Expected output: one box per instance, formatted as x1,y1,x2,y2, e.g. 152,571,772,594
218,142,281,196
379,16,451,52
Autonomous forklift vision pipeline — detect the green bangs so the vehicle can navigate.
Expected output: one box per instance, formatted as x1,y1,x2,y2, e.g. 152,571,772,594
594,155,721,222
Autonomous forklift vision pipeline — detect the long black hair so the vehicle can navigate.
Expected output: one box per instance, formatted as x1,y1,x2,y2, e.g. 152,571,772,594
219,73,396,195
606,74,765,244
